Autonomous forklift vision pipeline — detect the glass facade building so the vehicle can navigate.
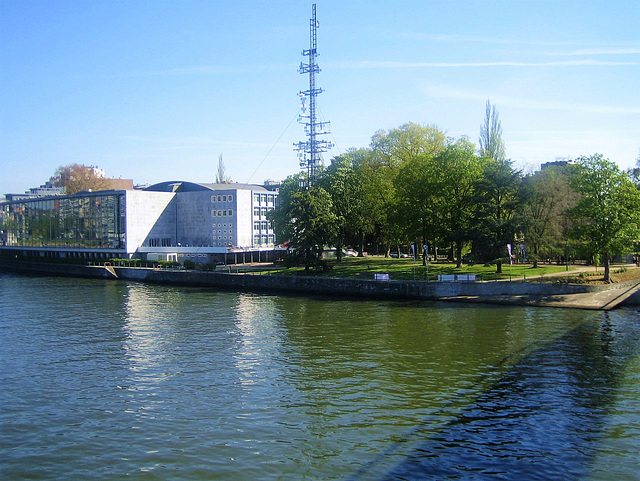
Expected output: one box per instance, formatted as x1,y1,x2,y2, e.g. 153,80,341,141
0,192,125,250
1,181,282,263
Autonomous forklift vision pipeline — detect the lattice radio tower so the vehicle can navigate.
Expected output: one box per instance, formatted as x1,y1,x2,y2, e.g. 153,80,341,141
294,4,333,187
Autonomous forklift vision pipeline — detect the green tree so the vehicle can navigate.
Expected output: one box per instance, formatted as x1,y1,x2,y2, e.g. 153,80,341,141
471,159,523,273
370,122,447,168
567,154,640,282
349,149,397,256
268,174,339,272
369,123,447,256
521,166,578,268
393,152,439,262
479,100,506,162
432,138,486,267
320,152,370,261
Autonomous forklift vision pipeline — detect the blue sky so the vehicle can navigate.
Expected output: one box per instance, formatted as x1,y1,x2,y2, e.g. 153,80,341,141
2,0,639,197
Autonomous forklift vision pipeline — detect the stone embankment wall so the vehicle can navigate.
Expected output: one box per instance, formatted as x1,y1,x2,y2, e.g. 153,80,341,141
2,260,638,306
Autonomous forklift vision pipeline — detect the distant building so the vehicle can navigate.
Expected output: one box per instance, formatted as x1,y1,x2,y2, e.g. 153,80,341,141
4,177,134,201
0,181,281,264
4,179,65,202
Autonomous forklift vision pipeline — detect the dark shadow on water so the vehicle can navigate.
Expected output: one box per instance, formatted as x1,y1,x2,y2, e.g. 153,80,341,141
357,316,631,481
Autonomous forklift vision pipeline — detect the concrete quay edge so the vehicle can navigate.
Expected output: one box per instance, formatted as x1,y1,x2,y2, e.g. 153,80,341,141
1,259,639,310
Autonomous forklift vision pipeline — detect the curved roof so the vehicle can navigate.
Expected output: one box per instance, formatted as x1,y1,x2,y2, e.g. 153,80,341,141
145,181,269,193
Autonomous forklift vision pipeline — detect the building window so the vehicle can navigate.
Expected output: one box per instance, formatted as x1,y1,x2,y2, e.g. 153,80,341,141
149,238,160,247
211,210,217,217
228,209,233,216
228,195,233,202
161,238,171,247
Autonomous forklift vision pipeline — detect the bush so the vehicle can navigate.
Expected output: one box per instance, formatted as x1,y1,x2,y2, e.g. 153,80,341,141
182,260,197,270
282,251,332,273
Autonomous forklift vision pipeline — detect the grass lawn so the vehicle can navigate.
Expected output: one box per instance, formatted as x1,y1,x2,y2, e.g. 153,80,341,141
266,256,574,281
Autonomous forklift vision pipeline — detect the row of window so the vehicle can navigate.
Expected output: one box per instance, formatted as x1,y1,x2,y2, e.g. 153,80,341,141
253,193,276,205
211,195,233,203
254,235,276,245
211,210,233,217
148,238,172,247
253,221,271,232
253,207,274,218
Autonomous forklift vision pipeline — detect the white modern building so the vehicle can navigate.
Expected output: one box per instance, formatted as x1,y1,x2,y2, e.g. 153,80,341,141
0,181,282,264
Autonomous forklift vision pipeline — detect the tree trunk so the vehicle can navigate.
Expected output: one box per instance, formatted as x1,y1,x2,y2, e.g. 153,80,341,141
358,231,365,257
456,243,463,268
603,252,611,283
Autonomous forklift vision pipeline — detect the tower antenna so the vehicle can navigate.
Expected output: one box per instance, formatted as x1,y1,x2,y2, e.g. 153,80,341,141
294,3,333,187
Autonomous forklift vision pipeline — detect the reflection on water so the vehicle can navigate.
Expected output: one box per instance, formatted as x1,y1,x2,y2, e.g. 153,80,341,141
0,273,638,480
359,318,636,480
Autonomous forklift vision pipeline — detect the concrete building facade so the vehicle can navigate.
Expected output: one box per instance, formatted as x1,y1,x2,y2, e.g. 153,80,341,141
0,181,282,264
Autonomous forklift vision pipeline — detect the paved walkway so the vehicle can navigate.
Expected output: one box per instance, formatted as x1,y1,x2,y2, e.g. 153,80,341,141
450,276,640,310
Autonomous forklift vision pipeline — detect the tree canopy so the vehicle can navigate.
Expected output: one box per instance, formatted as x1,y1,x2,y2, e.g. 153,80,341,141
268,174,339,271
53,164,108,194
270,116,639,279
567,154,640,282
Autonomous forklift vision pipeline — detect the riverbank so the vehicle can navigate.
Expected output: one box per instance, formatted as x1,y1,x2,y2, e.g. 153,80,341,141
1,259,638,310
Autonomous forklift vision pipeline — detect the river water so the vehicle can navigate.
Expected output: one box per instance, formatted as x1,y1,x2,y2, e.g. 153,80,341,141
1,272,639,480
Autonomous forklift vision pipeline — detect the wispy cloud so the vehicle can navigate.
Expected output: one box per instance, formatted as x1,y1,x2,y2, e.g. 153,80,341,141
124,135,272,148
334,59,640,69
422,85,640,115
561,48,640,56
98,63,289,79
398,32,579,47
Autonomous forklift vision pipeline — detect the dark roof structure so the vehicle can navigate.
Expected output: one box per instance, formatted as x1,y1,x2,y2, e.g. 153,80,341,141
145,181,269,193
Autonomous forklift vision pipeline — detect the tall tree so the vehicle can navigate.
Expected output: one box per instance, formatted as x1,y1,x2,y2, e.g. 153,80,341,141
393,152,439,262
432,137,486,267
521,166,578,268
268,174,339,272
629,149,640,188
320,153,370,261
471,159,523,273
479,100,506,162
53,164,108,194
215,154,231,183
369,123,447,256
370,122,447,168
567,154,640,282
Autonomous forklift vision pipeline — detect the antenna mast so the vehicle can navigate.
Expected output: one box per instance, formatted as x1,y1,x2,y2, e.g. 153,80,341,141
294,3,333,187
